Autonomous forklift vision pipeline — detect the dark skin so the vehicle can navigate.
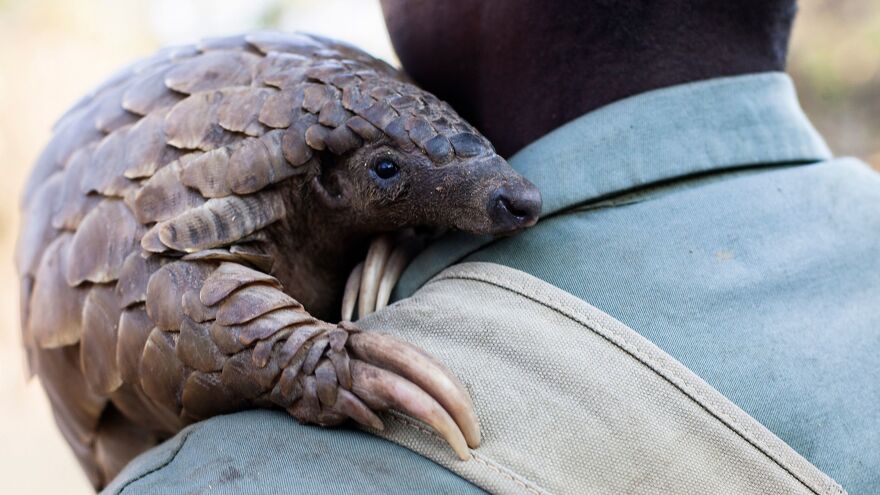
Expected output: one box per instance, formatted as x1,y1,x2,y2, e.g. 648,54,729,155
381,0,797,157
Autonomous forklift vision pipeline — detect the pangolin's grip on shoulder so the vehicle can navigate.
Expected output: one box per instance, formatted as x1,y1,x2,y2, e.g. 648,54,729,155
142,260,474,453
16,32,489,488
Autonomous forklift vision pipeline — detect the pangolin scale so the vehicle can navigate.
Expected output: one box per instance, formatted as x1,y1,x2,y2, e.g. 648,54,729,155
17,31,540,488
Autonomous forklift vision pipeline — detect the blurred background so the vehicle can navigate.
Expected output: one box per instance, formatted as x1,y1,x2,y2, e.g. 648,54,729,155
0,0,877,492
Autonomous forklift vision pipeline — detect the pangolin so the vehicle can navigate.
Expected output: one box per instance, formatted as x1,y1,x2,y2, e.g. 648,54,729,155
16,31,541,488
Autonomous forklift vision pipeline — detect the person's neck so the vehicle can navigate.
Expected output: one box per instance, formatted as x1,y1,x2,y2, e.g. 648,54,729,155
383,1,796,157
441,47,785,158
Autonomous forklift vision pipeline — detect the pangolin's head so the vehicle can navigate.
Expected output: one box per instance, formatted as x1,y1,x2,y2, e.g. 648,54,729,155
301,52,541,237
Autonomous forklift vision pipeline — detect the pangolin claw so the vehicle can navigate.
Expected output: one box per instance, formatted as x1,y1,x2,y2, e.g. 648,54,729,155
351,359,472,461
358,234,394,318
341,261,363,321
279,323,478,460
349,332,480,449
330,233,477,457
343,232,424,321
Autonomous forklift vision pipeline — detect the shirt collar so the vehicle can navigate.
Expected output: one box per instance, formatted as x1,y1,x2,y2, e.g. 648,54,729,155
394,72,832,298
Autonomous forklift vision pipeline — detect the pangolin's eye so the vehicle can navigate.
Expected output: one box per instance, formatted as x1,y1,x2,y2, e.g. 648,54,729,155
373,158,399,180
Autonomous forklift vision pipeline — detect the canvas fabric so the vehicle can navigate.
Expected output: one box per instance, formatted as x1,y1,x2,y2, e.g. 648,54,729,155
357,261,846,495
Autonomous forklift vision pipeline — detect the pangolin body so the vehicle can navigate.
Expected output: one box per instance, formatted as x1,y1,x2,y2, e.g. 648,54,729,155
17,32,540,488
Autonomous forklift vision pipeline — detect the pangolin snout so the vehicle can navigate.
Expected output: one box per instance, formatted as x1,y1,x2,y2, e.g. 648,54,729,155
487,180,542,235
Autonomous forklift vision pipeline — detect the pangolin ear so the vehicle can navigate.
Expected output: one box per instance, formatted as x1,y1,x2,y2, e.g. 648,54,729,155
309,175,349,210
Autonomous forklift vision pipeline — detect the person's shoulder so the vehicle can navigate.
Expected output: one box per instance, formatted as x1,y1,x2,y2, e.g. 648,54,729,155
102,409,484,495
814,155,876,170
803,155,880,193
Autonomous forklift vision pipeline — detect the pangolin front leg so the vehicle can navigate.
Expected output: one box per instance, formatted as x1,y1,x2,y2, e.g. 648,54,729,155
141,259,479,459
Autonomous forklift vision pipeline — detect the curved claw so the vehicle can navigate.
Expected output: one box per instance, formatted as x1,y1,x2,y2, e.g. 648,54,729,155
333,388,384,431
374,237,421,312
350,360,471,460
348,332,480,449
358,235,394,318
341,262,363,322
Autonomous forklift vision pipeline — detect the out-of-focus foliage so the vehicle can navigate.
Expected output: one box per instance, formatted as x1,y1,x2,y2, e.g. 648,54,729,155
0,1,876,493
790,0,880,166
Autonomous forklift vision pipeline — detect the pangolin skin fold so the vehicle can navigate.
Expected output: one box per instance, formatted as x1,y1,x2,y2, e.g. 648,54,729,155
13,32,520,488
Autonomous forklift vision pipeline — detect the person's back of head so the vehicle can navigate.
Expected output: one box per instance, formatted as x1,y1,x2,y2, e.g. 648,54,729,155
381,0,798,156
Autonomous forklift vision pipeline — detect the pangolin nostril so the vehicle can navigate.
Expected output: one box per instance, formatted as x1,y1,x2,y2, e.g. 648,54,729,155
499,196,529,219
489,184,542,233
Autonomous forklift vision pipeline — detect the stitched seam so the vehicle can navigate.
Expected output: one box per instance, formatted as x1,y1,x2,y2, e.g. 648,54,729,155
453,271,846,495
386,413,548,495
115,430,193,494
434,270,844,495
